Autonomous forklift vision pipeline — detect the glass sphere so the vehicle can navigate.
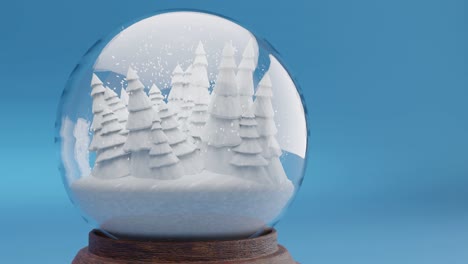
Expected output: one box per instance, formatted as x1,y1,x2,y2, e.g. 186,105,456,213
56,11,308,240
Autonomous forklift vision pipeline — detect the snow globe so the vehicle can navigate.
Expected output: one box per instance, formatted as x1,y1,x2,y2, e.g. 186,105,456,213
57,11,307,264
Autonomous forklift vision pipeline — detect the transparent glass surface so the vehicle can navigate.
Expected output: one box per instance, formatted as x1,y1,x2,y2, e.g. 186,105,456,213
56,11,308,240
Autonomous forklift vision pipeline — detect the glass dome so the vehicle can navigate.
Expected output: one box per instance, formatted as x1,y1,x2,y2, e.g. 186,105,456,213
56,11,308,240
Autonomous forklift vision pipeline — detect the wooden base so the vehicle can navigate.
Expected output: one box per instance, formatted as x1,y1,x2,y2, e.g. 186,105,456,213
73,229,297,264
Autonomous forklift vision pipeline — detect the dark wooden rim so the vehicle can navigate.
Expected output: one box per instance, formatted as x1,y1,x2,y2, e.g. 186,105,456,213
88,229,279,262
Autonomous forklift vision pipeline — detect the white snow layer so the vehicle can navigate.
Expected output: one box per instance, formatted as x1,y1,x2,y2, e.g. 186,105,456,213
71,171,294,239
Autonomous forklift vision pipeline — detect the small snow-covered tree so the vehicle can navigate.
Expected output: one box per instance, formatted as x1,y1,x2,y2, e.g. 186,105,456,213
237,38,257,113
253,72,287,184
122,67,153,178
105,87,128,125
159,102,202,174
148,111,184,179
120,87,129,106
230,108,270,183
94,107,130,179
203,42,241,174
148,84,164,107
188,41,211,144
89,74,107,151
167,65,185,115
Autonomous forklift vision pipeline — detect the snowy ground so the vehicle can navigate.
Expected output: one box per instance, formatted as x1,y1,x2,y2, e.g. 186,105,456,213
71,171,294,239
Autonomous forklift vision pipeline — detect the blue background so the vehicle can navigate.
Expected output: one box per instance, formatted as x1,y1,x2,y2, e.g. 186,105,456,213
1,0,467,263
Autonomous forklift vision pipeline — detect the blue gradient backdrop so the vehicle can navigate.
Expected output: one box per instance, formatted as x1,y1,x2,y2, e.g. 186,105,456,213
1,0,467,263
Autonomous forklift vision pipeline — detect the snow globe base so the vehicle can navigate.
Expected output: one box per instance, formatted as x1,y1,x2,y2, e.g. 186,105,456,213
72,229,297,264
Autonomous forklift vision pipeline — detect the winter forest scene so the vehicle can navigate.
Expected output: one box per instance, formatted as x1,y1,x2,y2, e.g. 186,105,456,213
62,12,307,239
88,40,288,184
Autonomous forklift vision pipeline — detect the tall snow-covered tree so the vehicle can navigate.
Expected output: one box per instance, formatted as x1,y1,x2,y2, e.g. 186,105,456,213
148,83,164,107
167,65,185,115
253,72,287,184
203,42,241,174
178,65,194,132
104,87,128,125
183,64,194,99
237,38,257,113
178,99,194,133
94,107,130,179
148,111,184,179
89,74,107,151
230,108,270,183
159,102,202,174
122,67,153,178
188,41,211,144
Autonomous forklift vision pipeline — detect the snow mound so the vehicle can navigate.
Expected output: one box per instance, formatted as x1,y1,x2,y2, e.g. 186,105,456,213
71,171,294,239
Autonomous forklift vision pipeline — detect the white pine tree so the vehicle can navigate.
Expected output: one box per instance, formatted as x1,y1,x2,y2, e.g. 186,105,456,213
183,64,195,99
89,74,107,151
188,41,211,145
202,42,241,174
167,65,185,116
253,72,287,184
148,83,164,107
122,67,153,178
159,102,202,174
148,109,184,179
104,87,128,125
94,107,130,179
120,86,129,106
178,65,195,133
237,38,257,113
230,108,270,183
179,99,194,134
